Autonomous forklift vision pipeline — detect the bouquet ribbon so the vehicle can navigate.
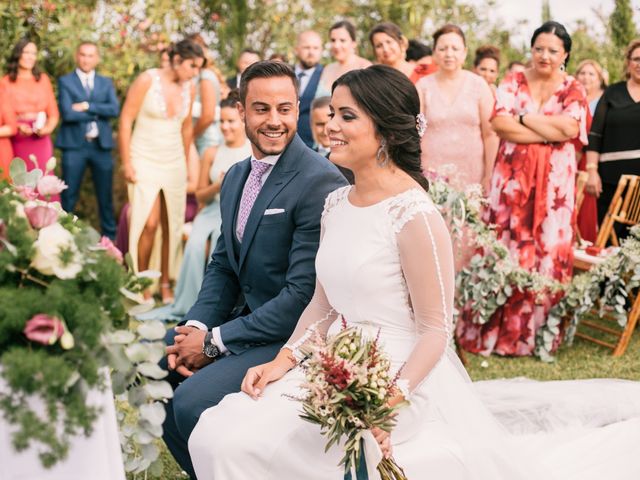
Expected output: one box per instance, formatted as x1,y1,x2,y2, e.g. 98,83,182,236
361,430,384,480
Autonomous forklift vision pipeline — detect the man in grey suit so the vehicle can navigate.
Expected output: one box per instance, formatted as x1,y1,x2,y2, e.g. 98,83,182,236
161,61,347,478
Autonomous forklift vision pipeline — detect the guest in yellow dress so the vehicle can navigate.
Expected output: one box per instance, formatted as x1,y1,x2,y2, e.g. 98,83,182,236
118,39,205,302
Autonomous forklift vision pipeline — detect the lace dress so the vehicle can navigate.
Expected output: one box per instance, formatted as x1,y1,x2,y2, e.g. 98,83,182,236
127,69,191,278
417,70,489,189
189,186,640,480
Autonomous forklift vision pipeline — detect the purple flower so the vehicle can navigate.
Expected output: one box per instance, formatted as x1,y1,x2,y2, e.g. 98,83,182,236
24,204,59,229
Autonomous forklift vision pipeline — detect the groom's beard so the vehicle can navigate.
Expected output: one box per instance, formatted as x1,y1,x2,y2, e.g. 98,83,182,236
247,126,296,157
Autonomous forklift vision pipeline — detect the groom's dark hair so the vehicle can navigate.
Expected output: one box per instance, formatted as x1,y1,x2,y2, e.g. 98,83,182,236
239,60,298,105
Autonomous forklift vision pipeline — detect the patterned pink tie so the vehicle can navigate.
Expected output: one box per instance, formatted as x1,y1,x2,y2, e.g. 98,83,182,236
236,159,271,241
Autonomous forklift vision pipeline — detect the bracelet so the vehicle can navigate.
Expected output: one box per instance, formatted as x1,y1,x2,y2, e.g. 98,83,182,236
586,164,598,171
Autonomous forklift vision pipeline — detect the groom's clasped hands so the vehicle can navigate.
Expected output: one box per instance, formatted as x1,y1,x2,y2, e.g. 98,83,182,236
166,325,212,377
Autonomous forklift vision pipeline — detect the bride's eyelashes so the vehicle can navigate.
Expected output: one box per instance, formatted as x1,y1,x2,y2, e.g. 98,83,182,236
327,111,357,122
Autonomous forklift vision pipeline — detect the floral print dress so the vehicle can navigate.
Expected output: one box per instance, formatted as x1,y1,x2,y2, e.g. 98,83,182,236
456,71,588,356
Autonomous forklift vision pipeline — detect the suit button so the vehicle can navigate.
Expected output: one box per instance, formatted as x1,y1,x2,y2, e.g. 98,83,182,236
243,285,251,293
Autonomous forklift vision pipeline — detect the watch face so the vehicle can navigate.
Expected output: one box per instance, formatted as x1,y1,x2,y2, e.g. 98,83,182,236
203,342,220,359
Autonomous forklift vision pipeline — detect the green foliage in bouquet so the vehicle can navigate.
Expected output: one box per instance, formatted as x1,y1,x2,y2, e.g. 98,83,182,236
0,158,171,474
296,322,408,479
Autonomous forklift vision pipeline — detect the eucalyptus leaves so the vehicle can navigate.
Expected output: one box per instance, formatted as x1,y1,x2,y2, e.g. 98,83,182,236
427,171,640,362
425,172,563,328
536,226,640,362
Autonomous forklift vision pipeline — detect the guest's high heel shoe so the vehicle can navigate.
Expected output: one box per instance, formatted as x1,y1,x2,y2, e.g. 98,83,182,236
160,282,174,305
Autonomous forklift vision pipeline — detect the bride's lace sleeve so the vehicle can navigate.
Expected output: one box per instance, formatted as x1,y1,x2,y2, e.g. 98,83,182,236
282,279,339,362
281,186,349,362
390,192,455,397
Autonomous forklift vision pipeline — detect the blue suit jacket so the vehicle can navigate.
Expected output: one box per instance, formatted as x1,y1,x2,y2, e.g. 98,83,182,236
185,135,348,355
55,71,120,150
297,64,324,148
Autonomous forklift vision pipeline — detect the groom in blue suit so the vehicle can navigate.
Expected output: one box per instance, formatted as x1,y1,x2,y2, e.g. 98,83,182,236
56,41,119,239
162,61,347,478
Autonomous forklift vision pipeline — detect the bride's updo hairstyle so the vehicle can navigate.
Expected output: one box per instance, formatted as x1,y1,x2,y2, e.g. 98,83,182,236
332,65,428,192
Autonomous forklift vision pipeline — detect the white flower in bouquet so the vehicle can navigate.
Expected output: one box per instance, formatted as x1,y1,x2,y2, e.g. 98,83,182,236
31,223,83,279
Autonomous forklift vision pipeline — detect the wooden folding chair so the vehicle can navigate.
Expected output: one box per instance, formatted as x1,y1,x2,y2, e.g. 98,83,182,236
572,174,640,356
596,174,640,248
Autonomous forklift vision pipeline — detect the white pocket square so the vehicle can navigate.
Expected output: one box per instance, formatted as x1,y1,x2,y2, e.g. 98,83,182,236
264,208,285,215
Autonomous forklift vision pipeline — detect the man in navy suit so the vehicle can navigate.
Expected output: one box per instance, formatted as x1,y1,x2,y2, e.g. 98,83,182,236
161,61,347,478
294,30,324,148
56,41,119,239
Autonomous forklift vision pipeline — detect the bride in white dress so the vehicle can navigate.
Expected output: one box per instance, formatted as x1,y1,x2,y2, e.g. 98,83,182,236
189,65,640,480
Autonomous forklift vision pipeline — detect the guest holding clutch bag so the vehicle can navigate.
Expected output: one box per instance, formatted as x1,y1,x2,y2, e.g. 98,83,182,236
1,38,59,182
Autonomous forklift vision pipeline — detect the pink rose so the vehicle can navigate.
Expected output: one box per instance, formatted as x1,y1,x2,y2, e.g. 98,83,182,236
15,185,39,201
23,314,65,346
36,175,68,197
98,236,124,263
24,204,59,229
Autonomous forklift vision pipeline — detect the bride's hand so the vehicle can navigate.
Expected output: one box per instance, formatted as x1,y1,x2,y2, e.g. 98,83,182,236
241,349,296,400
371,427,392,459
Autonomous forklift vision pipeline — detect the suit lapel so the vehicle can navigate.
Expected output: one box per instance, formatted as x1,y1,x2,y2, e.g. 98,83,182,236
224,160,251,273
72,72,86,99
237,137,305,270
300,65,323,108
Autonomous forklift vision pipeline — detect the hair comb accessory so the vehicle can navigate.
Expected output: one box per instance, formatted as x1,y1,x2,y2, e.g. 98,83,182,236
416,113,427,138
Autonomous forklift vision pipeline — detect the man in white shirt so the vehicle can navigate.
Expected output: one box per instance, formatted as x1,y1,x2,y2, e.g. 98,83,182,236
56,41,120,239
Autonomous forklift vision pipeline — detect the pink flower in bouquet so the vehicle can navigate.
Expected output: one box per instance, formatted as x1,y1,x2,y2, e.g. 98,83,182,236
98,236,123,263
25,204,59,229
15,185,39,201
37,175,68,197
23,314,65,346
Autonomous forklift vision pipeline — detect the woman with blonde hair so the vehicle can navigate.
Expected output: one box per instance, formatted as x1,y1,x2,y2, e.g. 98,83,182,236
575,59,608,114
574,59,607,242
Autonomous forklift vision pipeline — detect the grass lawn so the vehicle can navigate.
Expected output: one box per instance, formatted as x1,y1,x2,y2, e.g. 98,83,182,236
126,329,639,479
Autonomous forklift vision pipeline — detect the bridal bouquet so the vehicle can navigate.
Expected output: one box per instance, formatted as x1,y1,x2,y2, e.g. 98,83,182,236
296,319,408,479
0,157,170,473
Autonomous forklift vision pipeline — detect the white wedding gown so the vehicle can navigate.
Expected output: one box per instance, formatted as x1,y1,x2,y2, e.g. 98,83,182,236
189,186,640,480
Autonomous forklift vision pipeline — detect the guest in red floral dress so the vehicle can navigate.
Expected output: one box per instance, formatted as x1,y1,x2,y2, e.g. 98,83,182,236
456,21,588,356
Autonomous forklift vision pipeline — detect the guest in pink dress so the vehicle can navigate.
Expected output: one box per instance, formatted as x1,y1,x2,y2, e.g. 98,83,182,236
1,38,59,187
416,24,498,193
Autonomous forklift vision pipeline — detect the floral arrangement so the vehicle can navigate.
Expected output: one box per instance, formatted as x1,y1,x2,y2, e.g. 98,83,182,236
425,169,563,326
536,225,640,361
427,168,640,361
0,157,171,474
295,320,408,480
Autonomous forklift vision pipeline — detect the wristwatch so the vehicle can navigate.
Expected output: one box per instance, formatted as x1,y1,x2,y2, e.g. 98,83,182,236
202,331,221,360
